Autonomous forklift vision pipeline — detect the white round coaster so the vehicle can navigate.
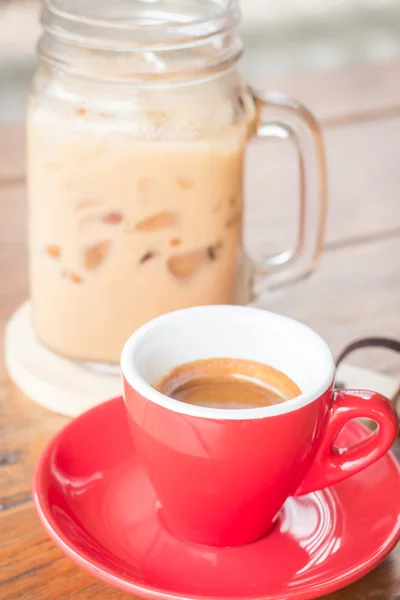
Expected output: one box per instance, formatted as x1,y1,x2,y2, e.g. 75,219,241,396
4,302,122,417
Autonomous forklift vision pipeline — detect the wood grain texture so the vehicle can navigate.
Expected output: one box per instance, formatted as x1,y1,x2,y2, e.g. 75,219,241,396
267,59,400,126
261,236,400,378
1,60,400,599
0,124,26,184
246,115,400,254
0,505,130,600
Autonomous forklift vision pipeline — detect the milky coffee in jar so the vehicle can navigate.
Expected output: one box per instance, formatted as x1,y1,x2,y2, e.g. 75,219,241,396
27,0,327,366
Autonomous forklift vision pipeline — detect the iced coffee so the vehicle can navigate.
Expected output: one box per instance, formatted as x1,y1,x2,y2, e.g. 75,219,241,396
27,82,249,363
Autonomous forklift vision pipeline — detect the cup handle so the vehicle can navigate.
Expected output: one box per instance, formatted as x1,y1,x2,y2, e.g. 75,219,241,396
248,89,328,293
295,389,399,496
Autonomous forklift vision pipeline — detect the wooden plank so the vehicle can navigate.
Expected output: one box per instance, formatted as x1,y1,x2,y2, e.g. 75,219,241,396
260,235,400,379
0,370,129,600
0,124,25,184
0,505,130,599
267,59,400,125
0,185,27,323
246,114,400,253
0,184,26,244
0,323,66,504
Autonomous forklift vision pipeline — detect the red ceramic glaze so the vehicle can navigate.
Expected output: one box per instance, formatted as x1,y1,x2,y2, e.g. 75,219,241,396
124,383,398,546
33,397,400,600
120,306,398,547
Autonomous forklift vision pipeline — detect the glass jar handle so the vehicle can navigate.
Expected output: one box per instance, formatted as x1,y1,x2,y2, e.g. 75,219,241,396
249,89,328,294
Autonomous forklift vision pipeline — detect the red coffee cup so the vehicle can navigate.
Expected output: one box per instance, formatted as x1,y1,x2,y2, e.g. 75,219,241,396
121,306,398,547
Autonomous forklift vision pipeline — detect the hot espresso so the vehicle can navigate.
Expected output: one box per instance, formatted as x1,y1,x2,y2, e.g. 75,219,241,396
154,358,301,409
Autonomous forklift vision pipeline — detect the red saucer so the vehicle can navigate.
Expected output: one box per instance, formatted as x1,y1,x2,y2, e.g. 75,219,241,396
33,397,400,600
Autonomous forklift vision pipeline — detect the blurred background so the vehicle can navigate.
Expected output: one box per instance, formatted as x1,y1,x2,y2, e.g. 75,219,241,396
1,0,400,121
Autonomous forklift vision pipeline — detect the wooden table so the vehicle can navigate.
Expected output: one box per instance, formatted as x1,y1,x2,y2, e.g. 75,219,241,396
1,60,399,599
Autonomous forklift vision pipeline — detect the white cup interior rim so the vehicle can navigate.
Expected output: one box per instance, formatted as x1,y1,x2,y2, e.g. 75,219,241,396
121,305,336,420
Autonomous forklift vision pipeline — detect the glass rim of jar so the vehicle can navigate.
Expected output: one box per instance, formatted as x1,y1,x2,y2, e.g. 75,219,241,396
39,0,243,85
41,0,240,48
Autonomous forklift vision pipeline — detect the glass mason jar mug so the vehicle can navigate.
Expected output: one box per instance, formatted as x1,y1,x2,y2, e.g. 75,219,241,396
27,0,327,366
